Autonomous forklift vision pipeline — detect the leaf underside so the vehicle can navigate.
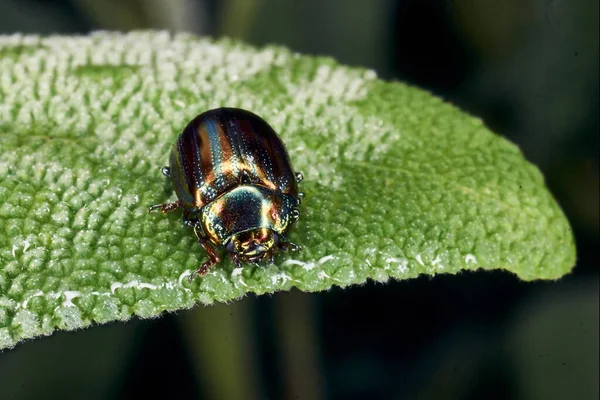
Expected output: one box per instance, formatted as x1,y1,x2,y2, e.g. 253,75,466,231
0,31,575,350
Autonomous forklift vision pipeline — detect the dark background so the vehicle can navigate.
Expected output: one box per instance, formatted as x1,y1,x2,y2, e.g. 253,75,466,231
0,1,597,399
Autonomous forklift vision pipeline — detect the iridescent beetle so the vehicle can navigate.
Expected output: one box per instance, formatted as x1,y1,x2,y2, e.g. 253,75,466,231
149,108,303,280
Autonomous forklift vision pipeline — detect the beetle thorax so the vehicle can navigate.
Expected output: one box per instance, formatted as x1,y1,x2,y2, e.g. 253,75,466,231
200,185,294,251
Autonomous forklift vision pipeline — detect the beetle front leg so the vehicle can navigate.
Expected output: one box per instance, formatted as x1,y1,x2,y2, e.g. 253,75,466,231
230,253,243,268
279,240,301,252
189,228,220,281
148,200,183,213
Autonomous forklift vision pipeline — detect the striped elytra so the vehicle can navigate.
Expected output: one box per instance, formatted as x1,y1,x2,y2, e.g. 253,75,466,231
149,108,303,280
170,107,298,209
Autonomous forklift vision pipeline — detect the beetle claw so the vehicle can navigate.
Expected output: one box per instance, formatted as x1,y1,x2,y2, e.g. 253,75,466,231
188,270,198,282
230,253,243,268
188,258,218,282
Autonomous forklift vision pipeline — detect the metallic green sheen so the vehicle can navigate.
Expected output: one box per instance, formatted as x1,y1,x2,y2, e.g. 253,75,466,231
200,185,296,246
150,107,302,277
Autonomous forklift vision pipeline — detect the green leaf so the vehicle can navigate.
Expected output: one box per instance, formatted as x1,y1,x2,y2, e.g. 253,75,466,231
0,31,575,350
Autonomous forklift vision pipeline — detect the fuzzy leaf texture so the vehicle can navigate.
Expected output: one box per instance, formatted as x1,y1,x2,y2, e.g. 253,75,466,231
0,32,575,350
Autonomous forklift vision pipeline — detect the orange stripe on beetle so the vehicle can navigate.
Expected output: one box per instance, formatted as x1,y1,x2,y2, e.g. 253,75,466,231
149,108,305,280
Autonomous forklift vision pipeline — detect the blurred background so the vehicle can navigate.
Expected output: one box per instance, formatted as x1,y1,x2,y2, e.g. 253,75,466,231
0,0,597,399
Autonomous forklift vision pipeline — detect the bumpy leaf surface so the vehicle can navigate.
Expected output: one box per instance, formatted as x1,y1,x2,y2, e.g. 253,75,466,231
0,32,575,350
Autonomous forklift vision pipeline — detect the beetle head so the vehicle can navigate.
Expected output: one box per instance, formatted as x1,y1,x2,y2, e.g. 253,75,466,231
226,228,279,262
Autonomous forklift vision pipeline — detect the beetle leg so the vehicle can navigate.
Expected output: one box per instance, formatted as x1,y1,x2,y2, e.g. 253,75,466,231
161,166,171,177
189,253,219,281
267,251,275,264
148,200,183,213
230,253,243,268
279,241,301,252
188,228,220,281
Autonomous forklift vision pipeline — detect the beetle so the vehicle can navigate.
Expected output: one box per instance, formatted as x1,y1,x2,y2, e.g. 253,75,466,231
149,107,304,280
